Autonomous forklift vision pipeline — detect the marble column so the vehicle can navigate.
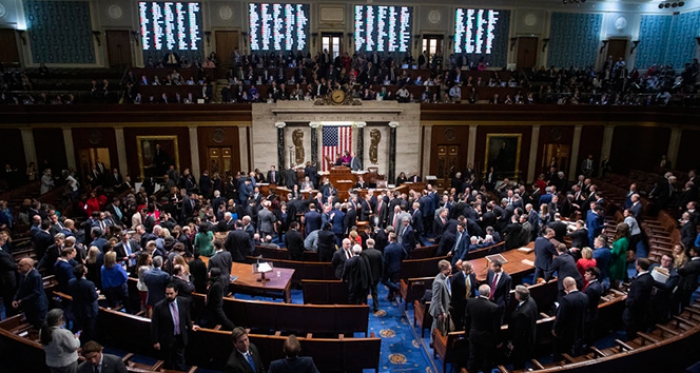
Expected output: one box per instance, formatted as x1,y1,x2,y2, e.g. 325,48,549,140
601,124,616,161
20,128,37,170
389,126,397,184
467,125,478,168
238,126,249,172
422,124,432,177
310,123,319,164
667,126,682,169
114,127,128,175
188,125,200,178
276,124,286,170
62,127,76,170
356,126,364,162
527,125,540,183
568,125,583,181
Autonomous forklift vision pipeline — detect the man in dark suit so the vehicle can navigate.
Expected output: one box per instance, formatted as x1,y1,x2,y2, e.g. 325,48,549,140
549,243,584,301
285,222,305,261
13,258,48,329
567,220,589,249
284,167,298,190
0,244,17,318
33,220,55,263
534,229,558,282
267,165,280,185
450,260,477,331
383,233,405,301
583,267,603,345
225,327,265,373
225,222,253,263
553,277,589,358
433,208,449,245
151,283,196,370
209,239,233,278
486,259,512,313
547,214,568,242
304,204,322,236
268,335,320,373
508,285,538,370
144,256,171,309
361,239,384,312
401,217,416,257
68,265,99,343
316,223,336,262
114,231,140,273
623,258,654,340
429,260,453,344
78,341,128,373
465,284,501,373
332,239,353,279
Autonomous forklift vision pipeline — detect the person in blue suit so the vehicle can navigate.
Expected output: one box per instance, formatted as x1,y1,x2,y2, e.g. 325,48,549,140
13,258,49,329
448,223,469,266
330,204,345,246
586,203,604,246
383,233,406,301
67,264,99,343
268,335,320,373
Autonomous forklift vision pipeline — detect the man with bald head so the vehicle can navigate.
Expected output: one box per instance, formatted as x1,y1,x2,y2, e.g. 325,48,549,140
13,258,48,329
332,238,353,279
552,276,589,358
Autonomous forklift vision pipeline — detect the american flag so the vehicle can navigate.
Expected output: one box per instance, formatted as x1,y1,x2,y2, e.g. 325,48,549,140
322,126,352,171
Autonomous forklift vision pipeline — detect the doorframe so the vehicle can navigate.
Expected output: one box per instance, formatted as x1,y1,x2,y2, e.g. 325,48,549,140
211,27,242,60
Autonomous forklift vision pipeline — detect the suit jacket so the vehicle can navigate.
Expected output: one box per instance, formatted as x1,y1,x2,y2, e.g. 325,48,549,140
209,250,233,277
226,230,253,263
361,248,384,283
225,344,265,373
486,269,512,309
151,297,192,346
464,296,500,347
450,270,477,320
625,272,654,317
257,209,276,234
268,356,320,373
401,224,416,256
679,258,700,293
534,237,558,278
553,290,588,345
429,272,451,318
549,252,583,291
77,353,128,373
14,269,48,314
67,276,98,319
304,211,322,235
331,249,350,279
285,230,305,260
383,243,405,275
317,230,336,262
267,170,280,184
509,296,538,348
143,268,171,306
584,279,603,322
114,239,140,266
0,249,17,290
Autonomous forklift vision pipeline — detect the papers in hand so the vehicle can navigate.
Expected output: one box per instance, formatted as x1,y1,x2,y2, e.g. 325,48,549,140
651,267,669,284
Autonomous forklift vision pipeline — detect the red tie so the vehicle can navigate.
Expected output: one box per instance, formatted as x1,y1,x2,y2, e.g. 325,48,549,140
490,274,499,300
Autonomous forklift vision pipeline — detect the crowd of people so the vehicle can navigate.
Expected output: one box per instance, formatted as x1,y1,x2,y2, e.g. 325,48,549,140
2,52,698,106
0,147,698,372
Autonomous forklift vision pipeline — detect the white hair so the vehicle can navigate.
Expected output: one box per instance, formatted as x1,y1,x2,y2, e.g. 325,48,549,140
352,245,362,254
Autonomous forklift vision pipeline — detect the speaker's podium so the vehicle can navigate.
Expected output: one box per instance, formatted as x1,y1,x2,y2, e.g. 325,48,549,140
327,166,355,201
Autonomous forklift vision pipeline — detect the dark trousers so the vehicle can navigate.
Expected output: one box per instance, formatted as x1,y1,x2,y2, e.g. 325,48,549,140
75,316,97,344
368,281,379,311
468,343,494,373
162,334,186,370
104,284,132,314
383,272,400,298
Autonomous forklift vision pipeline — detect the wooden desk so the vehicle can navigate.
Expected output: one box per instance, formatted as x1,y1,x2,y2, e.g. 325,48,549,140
201,258,295,303
470,243,535,284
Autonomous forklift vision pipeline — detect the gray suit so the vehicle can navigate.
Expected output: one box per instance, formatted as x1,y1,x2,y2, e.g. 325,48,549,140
257,208,276,236
429,272,451,342
77,353,128,373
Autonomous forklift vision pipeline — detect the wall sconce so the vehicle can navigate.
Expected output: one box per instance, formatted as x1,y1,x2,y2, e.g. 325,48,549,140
311,32,318,48
542,38,550,52
130,31,140,45
599,40,609,54
510,37,518,51
92,31,102,47
630,40,640,55
205,31,212,46
16,30,27,45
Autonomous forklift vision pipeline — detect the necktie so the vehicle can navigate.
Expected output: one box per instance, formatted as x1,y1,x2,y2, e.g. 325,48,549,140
465,275,471,299
272,173,275,183
446,277,451,295
453,233,462,253
171,302,180,335
346,250,352,259
246,352,255,371
94,366,99,373
490,274,499,300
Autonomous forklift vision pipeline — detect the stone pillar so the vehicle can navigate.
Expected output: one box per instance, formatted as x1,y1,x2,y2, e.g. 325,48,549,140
388,124,398,184
422,124,432,177
20,128,37,170
62,127,76,170
275,122,286,170
355,122,366,166
601,124,616,161
568,125,583,181
310,122,319,164
467,125,478,168
238,126,249,172
188,125,200,178
527,125,540,184
114,127,129,175
667,126,682,169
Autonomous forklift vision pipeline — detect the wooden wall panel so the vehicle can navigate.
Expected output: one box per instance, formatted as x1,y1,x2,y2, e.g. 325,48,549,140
536,125,575,176
0,129,25,170
577,125,605,176
123,127,191,181
677,129,700,172
475,126,532,181
33,128,67,172
429,126,470,175
610,126,670,174
197,127,241,175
